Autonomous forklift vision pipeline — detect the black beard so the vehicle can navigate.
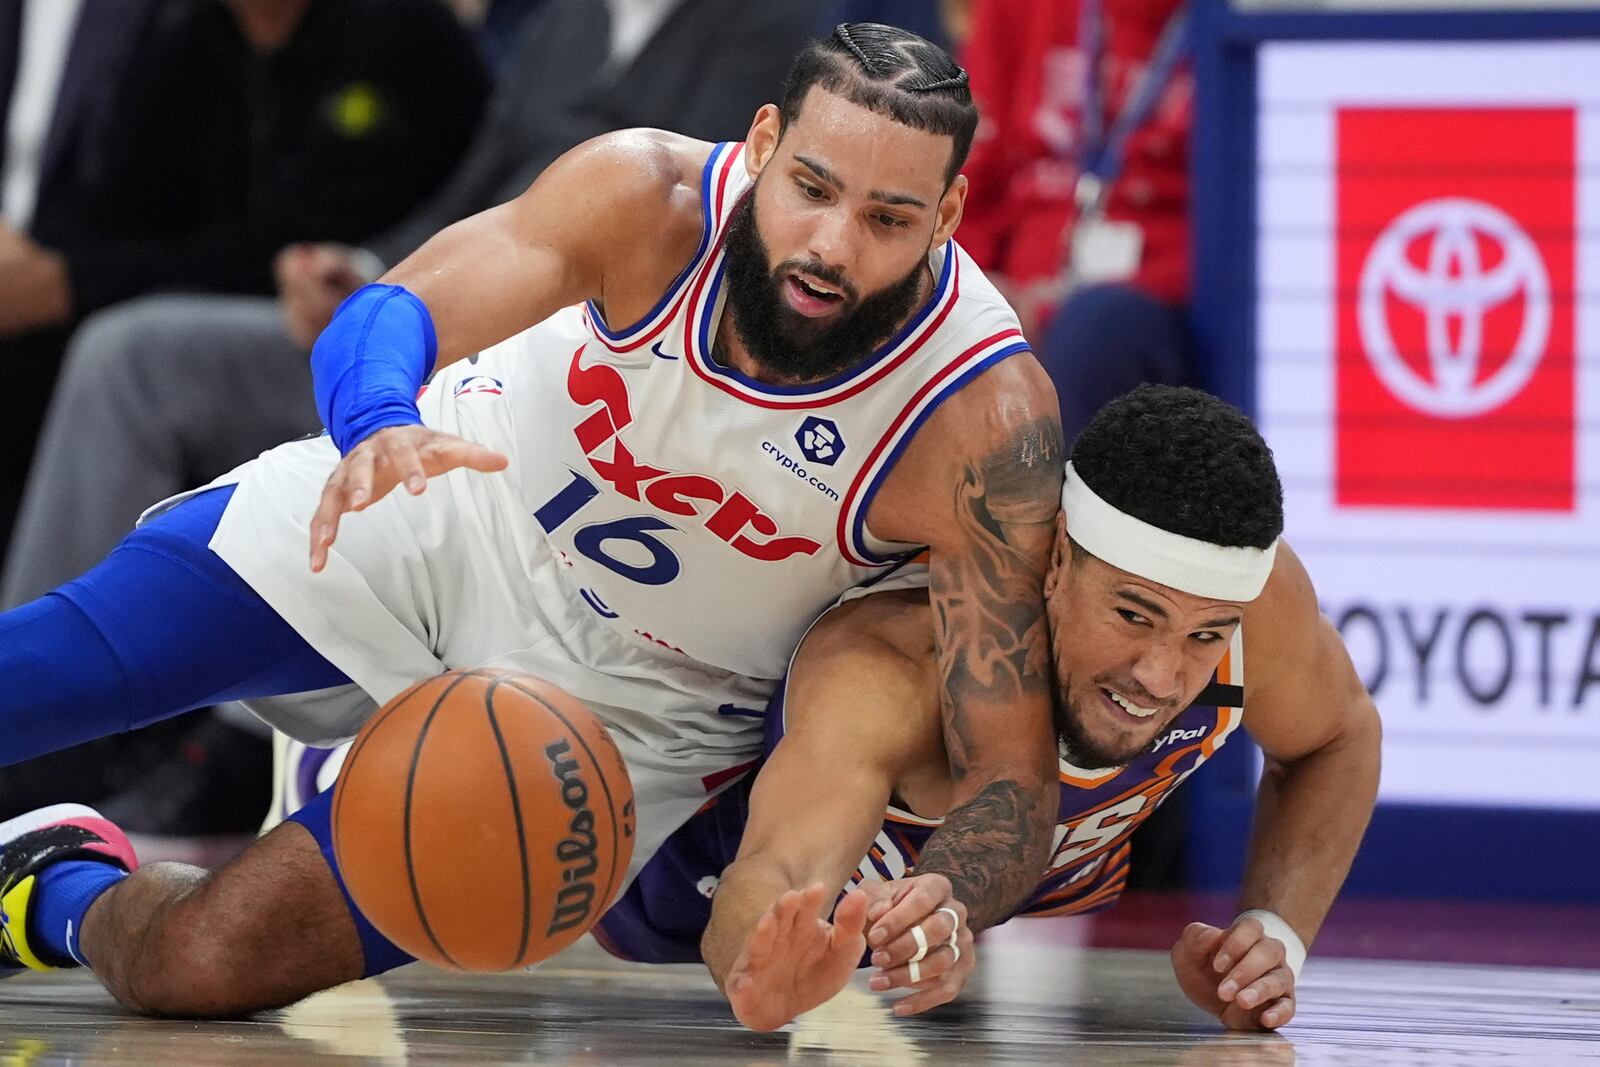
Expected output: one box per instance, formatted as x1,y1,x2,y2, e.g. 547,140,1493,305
1052,676,1173,771
719,189,928,383
1053,687,1140,770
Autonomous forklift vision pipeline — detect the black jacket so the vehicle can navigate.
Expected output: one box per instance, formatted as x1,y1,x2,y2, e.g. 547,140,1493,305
366,0,817,266
18,0,491,316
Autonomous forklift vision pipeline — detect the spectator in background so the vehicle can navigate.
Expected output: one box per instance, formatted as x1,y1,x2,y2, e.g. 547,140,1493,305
0,0,490,836
0,0,814,840
0,0,159,327
959,0,1193,443
445,0,549,76
0,0,162,541
3,0,814,613
0,0,490,559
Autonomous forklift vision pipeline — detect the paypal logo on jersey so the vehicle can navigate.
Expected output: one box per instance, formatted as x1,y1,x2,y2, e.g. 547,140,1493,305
796,416,845,466
1151,725,1207,753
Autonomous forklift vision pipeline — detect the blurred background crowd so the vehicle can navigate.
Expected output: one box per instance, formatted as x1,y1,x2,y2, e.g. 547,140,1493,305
0,0,1196,879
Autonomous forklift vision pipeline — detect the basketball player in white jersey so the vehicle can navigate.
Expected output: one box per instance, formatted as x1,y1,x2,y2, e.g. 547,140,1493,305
592,386,1380,1032
0,25,1065,1016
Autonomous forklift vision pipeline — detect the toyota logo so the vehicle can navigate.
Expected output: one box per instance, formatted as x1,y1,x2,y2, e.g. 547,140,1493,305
1357,197,1551,418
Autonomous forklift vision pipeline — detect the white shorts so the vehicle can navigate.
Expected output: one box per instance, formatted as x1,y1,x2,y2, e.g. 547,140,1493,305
264,709,754,892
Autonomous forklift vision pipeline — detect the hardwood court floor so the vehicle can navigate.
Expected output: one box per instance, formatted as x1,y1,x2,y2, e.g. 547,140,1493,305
3,894,1598,1065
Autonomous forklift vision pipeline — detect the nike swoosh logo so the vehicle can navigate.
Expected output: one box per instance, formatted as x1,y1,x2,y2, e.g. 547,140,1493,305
66,919,85,966
651,342,679,361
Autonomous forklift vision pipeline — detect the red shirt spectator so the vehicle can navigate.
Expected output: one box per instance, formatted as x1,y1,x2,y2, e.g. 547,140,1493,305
958,0,1191,306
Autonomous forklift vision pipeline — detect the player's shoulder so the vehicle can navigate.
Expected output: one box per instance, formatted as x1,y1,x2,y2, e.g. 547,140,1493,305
866,346,1061,546
581,129,711,186
1245,541,1319,632
579,130,709,203
1241,540,1325,690
917,246,1060,454
802,587,936,673
890,351,1061,491
516,130,717,297
950,241,1028,322
789,588,941,757
535,129,713,241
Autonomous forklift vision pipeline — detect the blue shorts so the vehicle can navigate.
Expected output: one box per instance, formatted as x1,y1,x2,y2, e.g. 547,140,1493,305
593,684,783,964
0,484,351,764
286,774,751,975
592,777,752,964
286,788,417,977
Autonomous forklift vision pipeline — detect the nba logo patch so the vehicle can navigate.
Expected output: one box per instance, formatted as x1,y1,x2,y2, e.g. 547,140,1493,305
453,375,505,399
1335,107,1576,511
795,415,845,466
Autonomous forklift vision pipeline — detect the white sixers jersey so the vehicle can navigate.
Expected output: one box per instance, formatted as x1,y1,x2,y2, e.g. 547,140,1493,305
205,141,1030,750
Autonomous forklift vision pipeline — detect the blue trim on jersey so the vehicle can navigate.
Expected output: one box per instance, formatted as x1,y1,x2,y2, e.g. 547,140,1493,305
848,342,1033,564
857,552,925,588
583,142,729,343
691,241,956,397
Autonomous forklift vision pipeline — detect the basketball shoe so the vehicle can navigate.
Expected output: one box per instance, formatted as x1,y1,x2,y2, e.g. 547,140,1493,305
0,805,137,974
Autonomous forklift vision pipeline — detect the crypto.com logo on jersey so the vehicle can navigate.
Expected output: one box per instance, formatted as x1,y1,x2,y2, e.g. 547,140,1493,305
1337,108,1575,512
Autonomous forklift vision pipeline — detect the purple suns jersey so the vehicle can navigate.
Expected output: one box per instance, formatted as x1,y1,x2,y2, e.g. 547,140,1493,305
593,628,1246,963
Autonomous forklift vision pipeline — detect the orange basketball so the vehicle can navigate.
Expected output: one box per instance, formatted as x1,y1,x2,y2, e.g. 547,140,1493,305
331,669,636,971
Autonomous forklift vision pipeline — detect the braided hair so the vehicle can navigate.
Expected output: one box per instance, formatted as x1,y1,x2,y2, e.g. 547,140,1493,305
779,23,977,186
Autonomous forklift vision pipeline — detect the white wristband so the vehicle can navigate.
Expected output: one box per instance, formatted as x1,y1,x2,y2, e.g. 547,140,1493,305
1234,909,1307,979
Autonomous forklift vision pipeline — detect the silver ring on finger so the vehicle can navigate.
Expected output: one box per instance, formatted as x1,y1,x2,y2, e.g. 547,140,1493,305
910,923,930,963
936,906,961,947
908,959,922,984
949,941,961,965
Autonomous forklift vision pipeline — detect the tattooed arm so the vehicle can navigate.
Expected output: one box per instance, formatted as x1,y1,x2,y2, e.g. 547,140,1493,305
864,356,1064,935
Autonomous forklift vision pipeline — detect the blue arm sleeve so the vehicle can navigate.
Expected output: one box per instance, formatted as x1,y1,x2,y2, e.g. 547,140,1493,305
312,284,440,455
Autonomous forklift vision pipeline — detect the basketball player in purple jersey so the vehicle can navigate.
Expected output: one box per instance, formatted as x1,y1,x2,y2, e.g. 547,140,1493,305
596,386,1382,1032
0,25,1064,1016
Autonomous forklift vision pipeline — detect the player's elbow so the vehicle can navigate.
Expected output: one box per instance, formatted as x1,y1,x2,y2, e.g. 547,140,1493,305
950,749,1056,804
946,770,1058,852
1339,692,1383,798
1266,690,1383,805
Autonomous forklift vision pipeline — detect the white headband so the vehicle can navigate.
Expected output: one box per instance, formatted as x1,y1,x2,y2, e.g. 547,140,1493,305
1061,462,1277,602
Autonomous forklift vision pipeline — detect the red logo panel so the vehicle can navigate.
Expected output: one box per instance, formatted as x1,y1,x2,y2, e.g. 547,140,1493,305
1336,108,1575,511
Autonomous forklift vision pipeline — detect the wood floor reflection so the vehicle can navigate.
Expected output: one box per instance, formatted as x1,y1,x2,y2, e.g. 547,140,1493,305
2,927,1596,1065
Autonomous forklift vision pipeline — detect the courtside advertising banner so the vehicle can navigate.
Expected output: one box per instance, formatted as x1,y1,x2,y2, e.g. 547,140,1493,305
1257,42,1600,809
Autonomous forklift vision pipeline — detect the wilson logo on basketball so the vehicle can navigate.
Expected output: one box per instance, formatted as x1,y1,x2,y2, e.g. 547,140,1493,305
545,738,602,936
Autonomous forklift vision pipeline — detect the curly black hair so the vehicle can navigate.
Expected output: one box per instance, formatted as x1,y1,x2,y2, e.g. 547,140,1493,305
779,24,976,187
1070,385,1284,549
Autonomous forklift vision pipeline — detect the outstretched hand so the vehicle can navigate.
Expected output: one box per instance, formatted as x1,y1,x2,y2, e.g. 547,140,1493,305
858,873,975,1016
309,425,508,571
1171,919,1297,1031
725,884,870,1033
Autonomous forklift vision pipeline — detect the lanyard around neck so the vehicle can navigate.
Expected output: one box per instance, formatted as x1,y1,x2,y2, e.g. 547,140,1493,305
1076,0,1190,214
